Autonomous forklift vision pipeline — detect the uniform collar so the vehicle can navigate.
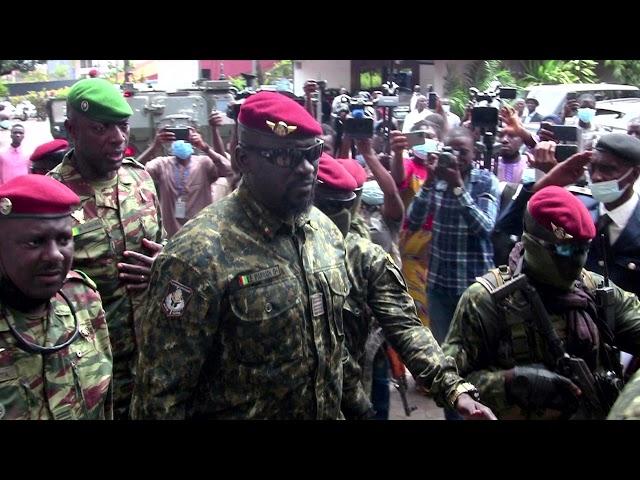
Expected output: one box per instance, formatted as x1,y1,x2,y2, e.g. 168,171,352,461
237,182,310,240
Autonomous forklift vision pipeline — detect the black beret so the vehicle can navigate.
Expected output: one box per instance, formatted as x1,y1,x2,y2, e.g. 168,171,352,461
595,133,640,165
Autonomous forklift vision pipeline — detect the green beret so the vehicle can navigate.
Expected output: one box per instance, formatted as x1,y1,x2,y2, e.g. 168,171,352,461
67,78,133,122
596,133,640,165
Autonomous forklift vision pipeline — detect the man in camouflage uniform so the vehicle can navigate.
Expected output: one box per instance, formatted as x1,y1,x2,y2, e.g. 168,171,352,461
313,153,496,419
48,78,164,419
608,369,640,419
444,186,640,419
131,91,352,419
0,175,112,420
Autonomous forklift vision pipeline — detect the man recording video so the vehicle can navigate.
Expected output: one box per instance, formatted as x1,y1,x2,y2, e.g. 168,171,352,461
407,127,500,345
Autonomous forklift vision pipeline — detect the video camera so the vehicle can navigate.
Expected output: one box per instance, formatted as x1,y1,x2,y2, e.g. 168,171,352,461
343,96,376,139
436,146,458,170
469,82,517,133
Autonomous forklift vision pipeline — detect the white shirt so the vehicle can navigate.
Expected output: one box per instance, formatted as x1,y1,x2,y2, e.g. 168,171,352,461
599,192,639,245
402,109,429,133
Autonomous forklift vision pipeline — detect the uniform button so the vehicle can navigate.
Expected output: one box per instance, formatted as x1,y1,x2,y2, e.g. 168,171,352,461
265,303,273,313
628,263,637,270
354,308,360,315
76,351,84,358
598,260,605,267
80,327,89,336
343,286,348,294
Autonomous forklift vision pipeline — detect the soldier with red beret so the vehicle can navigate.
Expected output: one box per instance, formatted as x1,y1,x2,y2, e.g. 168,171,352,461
132,91,353,419
315,153,496,420
0,175,113,419
30,139,69,175
444,186,640,419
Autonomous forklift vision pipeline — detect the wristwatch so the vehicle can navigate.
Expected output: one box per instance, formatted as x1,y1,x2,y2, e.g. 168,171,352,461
448,382,481,407
453,186,465,197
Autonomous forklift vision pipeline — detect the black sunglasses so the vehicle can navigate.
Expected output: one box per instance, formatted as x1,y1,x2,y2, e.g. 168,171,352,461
315,197,356,216
241,140,324,169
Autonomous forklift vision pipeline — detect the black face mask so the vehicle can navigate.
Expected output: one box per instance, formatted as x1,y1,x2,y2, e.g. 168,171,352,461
522,233,589,291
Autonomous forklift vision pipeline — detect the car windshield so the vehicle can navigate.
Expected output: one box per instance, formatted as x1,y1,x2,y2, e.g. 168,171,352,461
523,87,640,118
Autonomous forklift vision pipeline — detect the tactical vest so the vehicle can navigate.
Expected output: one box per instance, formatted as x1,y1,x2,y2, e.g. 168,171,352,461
475,266,617,370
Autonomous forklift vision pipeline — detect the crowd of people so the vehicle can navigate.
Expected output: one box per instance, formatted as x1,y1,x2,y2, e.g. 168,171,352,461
0,76,640,420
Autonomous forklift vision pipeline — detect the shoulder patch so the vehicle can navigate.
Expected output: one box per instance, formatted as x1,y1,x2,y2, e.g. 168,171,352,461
122,157,145,169
65,269,98,291
162,280,194,318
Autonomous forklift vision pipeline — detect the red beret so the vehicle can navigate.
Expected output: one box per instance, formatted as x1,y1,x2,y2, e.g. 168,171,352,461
0,175,80,219
238,91,322,138
337,158,367,188
526,186,596,242
317,153,358,192
30,139,69,164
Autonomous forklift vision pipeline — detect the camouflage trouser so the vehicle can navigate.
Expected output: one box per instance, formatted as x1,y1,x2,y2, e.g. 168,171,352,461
113,355,135,420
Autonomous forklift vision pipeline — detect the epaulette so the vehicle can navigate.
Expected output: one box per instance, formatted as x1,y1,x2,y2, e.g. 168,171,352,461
567,185,592,196
122,157,145,169
475,265,512,294
64,269,98,291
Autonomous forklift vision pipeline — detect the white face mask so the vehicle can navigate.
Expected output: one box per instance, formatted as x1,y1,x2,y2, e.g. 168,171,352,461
588,167,635,204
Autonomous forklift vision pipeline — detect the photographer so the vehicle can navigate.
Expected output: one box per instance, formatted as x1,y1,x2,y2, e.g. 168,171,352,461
560,93,604,150
407,127,500,344
142,127,233,238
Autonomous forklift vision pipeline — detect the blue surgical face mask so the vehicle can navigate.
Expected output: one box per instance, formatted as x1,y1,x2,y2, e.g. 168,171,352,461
577,108,596,124
588,167,634,204
413,139,439,160
171,140,193,160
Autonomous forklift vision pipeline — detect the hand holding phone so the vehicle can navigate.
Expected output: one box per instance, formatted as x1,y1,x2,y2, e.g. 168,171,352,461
164,127,190,141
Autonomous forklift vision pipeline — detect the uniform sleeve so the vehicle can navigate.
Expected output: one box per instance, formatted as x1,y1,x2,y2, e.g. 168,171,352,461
607,369,640,419
340,347,373,418
611,280,640,356
456,174,500,237
130,253,220,419
366,249,466,409
442,283,514,416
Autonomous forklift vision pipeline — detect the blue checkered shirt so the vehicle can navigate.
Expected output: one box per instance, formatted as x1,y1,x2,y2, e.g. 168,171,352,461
407,168,500,295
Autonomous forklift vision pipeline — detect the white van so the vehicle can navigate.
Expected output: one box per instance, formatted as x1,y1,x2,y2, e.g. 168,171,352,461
522,83,640,118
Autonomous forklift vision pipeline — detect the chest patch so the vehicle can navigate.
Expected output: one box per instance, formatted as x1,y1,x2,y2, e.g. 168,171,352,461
237,266,282,288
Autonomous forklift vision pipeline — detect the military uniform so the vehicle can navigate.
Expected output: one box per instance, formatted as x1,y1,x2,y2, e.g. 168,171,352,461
0,271,112,420
49,154,163,417
343,231,477,410
608,369,640,419
444,186,640,419
130,184,350,419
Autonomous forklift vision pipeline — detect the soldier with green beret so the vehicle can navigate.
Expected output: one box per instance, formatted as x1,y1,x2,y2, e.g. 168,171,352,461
48,78,165,420
0,175,113,420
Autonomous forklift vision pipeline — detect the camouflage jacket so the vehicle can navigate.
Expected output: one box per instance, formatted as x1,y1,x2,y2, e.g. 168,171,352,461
343,232,470,409
131,184,351,419
0,271,112,420
443,270,640,419
608,369,640,419
349,214,372,241
49,153,163,385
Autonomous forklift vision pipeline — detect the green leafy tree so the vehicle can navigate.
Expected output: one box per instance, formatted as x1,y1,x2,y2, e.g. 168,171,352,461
52,64,70,80
0,82,8,98
517,60,598,85
0,60,46,77
263,60,292,85
604,60,640,86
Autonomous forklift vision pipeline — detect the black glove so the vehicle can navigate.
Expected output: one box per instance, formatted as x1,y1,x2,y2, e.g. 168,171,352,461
506,365,580,414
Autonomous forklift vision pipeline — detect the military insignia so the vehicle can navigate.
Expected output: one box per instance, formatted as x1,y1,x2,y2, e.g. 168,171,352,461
80,100,89,112
0,197,12,215
311,292,324,317
71,208,85,224
162,280,193,317
551,222,573,240
237,266,282,288
266,120,297,137
0,403,5,420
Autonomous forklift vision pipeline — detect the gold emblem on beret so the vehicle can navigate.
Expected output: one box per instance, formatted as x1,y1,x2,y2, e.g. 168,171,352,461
0,198,12,216
266,120,297,136
71,208,85,224
551,222,573,240
80,100,89,112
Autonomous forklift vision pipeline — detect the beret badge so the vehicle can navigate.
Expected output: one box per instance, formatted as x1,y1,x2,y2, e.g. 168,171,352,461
266,120,297,137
